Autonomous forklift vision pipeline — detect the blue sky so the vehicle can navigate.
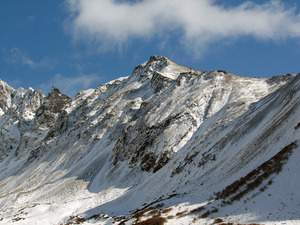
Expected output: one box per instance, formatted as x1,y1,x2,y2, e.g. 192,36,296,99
1,0,300,97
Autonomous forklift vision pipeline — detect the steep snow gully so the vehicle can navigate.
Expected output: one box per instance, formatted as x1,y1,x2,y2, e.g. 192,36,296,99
0,56,299,224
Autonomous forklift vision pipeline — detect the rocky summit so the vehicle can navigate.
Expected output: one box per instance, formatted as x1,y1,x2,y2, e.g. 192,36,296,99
0,56,299,224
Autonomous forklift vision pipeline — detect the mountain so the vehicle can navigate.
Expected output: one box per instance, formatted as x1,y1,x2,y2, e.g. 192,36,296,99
0,56,299,225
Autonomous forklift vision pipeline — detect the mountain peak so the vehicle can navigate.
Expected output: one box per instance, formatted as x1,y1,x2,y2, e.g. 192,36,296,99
132,55,195,80
45,86,72,113
49,86,62,96
148,55,169,62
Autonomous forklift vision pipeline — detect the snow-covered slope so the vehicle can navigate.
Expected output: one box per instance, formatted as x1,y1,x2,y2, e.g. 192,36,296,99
0,56,299,225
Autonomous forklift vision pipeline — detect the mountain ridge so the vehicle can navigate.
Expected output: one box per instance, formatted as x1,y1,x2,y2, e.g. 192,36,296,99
0,56,299,224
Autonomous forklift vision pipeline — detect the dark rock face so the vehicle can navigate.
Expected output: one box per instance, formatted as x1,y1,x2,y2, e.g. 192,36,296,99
35,87,72,128
150,72,173,93
47,87,72,113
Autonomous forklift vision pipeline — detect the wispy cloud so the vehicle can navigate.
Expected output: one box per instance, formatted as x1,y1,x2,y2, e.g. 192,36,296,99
27,16,35,22
3,47,57,69
65,0,300,54
39,73,102,97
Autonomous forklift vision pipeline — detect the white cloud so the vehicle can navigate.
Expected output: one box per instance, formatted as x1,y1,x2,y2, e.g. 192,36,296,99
4,47,57,69
65,0,300,54
39,73,102,97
